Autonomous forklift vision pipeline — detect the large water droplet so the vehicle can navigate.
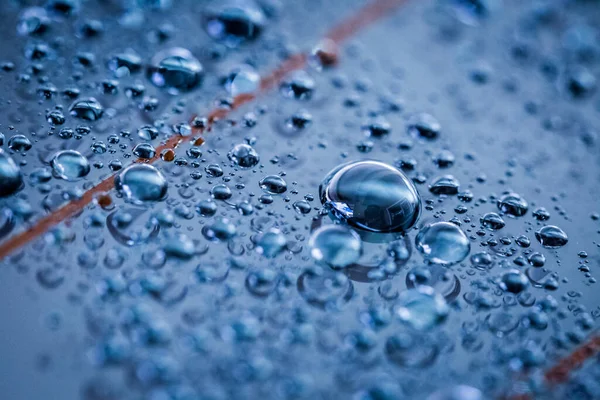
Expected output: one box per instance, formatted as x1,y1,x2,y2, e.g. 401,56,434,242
224,64,260,96
416,221,470,265
69,98,103,121
426,385,483,400
228,143,259,168
395,286,449,330
51,150,90,181
147,48,203,93
309,225,362,268
259,175,287,194
535,225,568,248
0,149,23,197
115,164,168,204
203,1,266,47
497,192,528,217
500,269,529,294
320,160,421,233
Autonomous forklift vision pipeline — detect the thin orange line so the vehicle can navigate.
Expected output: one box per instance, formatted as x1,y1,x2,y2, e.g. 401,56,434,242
0,0,409,260
504,333,600,399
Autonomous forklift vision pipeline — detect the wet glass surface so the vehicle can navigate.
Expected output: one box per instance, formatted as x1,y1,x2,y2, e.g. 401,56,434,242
0,0,600,399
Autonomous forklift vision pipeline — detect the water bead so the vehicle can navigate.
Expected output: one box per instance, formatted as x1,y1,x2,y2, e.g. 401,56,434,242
147,48,203,92
416,222,470,265
429,175,460,195
319,160,421,233
497,192,528,217
535,225,568,248
407,113,441,140
69,97,104,121
50,150,90,181
500,270,529,294
115,164,168,204
228,143,259,168
203,1,266,47
395,286,449,330
0,149,23,197
224,64,260,96
255,228,287,258
426,385,483,400
309,225,362,268
259,175,287,194
480,212,505,230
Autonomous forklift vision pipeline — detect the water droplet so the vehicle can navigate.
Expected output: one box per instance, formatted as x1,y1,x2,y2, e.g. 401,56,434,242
255,228,287,258
69,97,103,121
50,150,90,181
407,113,441,140
137,125,159,141
114,164,168,204
297,266,353,309
107,208,159,246
535,225,568,248
480,212,505,230
385,332,439,368
416,221,470,265
36,267,65,289
259,175,287,194
395,286,449,330
320,160,421,233
196,200,217,216
427,385,483,400
202,218,236,241
0,149,23,197
497,192,528,217
280,70,315,100
8,135,32,152
203,1,266,47
147,48,203,93
18,7,51,36
228,143,259,168
309,225,362,267
429,175,460,195
500,270,529,293
224,64,260,96
132,143,156,159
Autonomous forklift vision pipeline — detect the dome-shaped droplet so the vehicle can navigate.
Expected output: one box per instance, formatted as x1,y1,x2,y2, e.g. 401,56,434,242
500,270,529,294
429,175,460,195
203,1,266,47
497,192,528,217
280,70,315,100
309,225,362,268
426,385,483,400
133,143,156,159
255,228,287,258
395,286,449,330
69,97,103,121
416,221,470,265
0,149,23,197
319,160,421,233
224,64,260,96
147,48,203,93
259,175,287,194
228,143,259,168
535,225,568,248
115,164,168,204
480,212,505,230
51,150,90,181
18,7,51,36
407,113,441,140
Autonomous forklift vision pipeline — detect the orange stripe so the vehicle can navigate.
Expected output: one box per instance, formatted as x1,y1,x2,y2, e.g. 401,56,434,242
505,333,600,399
